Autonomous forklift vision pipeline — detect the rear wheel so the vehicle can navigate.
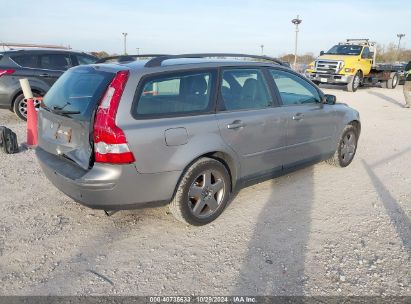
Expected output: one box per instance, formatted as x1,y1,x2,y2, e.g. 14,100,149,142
169,157,231,225
387,72,399,89
326,125,358,167
13,93,42,121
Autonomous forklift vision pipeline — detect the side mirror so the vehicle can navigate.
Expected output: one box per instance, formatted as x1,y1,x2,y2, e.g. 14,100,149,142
323,94,336,105
320,51,324,56
369,52,374,59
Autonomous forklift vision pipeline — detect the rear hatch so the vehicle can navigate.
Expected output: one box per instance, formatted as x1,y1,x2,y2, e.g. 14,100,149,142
38,65,116,169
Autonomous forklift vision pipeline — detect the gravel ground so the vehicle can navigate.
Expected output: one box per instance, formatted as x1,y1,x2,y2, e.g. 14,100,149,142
0,85,410,296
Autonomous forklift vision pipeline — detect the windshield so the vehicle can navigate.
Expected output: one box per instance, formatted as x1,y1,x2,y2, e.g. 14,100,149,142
325,45,363,56
43,66,114,121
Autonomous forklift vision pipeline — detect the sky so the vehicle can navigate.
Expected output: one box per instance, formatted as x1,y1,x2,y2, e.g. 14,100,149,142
0,0,409,56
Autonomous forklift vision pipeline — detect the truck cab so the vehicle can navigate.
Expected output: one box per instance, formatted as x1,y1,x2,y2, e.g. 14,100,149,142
305,39,398,92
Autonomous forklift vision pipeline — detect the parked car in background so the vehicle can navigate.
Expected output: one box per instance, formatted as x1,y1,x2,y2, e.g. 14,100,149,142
0,49,98,120
35,53,360,225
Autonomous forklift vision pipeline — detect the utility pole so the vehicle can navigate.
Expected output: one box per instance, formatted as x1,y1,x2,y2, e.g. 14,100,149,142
260,44,264,55
397,33,405,60
122,32,128,55
136,48,140,55
291,15,302,69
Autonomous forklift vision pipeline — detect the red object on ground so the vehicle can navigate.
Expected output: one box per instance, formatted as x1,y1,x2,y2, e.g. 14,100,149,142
26,98,38,148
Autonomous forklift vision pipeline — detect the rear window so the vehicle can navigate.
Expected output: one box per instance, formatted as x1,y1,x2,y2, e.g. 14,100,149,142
42,67,114,121
10,55,38,68
134,70,215,118
40,54,71,70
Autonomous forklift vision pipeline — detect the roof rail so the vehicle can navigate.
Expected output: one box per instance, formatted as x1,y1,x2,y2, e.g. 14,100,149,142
96,54,169,64
144,53,286,68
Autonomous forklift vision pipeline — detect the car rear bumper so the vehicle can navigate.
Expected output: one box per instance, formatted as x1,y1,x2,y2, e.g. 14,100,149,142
36,147,181,210
306,72,353,84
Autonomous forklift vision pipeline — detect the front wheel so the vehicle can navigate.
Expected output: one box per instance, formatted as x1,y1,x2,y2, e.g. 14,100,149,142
347,72,361,92
169,157,231,225
326,125,358,167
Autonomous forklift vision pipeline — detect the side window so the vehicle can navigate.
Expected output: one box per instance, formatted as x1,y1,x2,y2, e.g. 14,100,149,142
270,69,321,105
135,71,214,117
361,47,370,59
220,69,271,111
77,55,97,65
10,55,38,68
40,54,71,70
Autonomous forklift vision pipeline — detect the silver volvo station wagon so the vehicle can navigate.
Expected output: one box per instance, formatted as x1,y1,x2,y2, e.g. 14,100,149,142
35,54,360,225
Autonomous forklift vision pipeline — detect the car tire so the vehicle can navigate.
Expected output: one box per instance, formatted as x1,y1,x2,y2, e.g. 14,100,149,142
387,72,398,89
326,124,358,168
13,92,42,121
169,157,231,226
347,71,361,92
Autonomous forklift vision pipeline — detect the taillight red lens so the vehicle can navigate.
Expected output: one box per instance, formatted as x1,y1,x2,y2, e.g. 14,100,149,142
93,70,135,164
0,69,15,77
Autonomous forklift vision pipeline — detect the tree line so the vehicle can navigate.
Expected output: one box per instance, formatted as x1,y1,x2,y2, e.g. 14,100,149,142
91,45,411,65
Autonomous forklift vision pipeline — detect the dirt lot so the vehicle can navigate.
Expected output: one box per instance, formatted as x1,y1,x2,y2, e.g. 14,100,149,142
0,85,410,296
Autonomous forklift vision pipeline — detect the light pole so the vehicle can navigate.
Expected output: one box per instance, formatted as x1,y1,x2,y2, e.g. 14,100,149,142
122,32,128,55
291,15,302,69
136,48,140,55
397,33,405,60
260,44,264,55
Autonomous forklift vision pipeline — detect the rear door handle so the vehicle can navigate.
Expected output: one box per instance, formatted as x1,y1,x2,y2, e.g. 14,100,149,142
227,120,246,129
39,73,50,77
292,113,304,121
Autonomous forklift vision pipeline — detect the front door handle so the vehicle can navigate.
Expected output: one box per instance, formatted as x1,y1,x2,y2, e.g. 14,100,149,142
227,120,246,129
292,113,304,121
39,73,50,77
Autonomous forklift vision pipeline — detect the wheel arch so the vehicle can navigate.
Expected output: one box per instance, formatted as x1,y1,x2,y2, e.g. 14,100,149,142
10,88,46,110
348,120,361,137
171,150,239,201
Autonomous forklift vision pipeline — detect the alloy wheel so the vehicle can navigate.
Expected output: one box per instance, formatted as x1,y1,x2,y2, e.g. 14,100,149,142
340,131,357,164
188,170,226,218
18,98,41,119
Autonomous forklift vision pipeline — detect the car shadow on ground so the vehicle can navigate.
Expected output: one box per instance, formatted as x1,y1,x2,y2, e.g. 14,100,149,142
232,123,319,295
367,91,405,108
232,166,314,295
361,158,411,255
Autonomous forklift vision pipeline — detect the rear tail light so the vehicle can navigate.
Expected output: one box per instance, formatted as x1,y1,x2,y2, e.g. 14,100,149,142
93,70,135,164
0,69,15,77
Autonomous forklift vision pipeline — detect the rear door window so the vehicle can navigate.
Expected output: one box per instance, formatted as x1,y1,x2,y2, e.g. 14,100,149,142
219,69,272,111
134,70,215,118
42,66,114,121
10,55,39,68
40,54,72,70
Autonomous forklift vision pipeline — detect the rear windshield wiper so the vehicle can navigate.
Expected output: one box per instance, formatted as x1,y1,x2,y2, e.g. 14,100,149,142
50,102,80,116
51,109,81,116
